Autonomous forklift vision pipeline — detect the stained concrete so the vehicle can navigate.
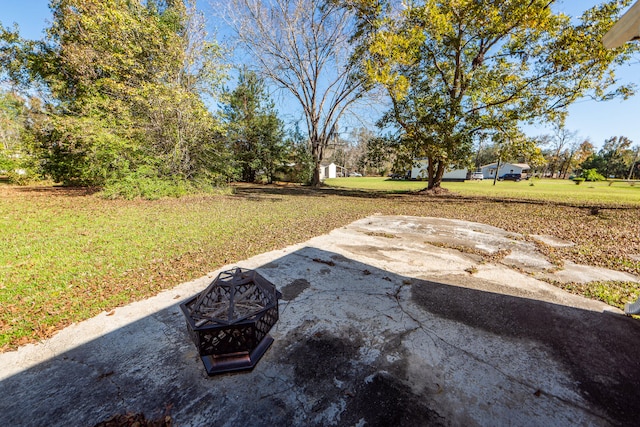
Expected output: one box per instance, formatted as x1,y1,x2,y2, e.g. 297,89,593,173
1,215,640,426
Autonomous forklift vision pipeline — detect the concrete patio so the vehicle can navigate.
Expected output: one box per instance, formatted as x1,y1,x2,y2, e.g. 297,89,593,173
1,215,639,426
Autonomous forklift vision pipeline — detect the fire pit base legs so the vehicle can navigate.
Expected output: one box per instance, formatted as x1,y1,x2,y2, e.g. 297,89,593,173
201,335,275,375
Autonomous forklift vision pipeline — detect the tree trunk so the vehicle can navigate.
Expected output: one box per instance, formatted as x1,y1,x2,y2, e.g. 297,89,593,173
426,158,445,190
433,161,445,189
493,158,501,186
312,162,321,186
311,140,322,187
427,158,435,189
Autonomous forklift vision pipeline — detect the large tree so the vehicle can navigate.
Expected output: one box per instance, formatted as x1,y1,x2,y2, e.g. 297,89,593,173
346,0,638,189
221,0,366,186
1,0,228,186
221,69,287,183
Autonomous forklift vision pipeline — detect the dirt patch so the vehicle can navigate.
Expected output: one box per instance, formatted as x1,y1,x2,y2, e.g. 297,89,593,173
416,187,451,196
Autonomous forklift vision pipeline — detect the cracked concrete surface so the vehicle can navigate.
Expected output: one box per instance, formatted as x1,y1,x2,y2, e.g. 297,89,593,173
1,215,640,426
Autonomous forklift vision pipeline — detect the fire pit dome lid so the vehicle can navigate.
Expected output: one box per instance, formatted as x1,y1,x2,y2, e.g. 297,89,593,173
188,267,279,325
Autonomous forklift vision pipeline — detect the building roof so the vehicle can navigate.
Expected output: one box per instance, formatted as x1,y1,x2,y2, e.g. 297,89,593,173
603,1,640,49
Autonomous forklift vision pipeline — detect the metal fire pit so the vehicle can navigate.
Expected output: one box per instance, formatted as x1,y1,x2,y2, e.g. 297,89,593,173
180,267,281,375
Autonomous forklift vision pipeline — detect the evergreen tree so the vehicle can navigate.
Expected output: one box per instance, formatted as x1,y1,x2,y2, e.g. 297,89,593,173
221,69,287,183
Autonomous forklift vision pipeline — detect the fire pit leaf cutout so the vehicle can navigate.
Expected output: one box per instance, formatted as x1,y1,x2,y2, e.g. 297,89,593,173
180,267,281,375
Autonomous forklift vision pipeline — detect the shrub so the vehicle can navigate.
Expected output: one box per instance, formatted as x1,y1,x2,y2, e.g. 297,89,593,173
580,168,605,182
100,166,230,200
6,170,33,186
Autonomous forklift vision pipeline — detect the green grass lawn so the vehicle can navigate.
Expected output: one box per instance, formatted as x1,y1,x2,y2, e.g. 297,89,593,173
324,176,429,192
1,185,373,349
325,177,640,206
1,181,639,350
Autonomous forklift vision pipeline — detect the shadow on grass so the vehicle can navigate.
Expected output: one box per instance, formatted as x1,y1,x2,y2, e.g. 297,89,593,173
8,185,101,197
231,182,407,200
232,182,640,212
4,180,638,213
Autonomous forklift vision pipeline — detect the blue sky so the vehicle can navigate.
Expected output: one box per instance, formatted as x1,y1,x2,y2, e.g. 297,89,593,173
2,0,639,149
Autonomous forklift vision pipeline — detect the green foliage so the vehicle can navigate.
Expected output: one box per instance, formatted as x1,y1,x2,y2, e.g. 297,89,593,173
1,0,229,188
491,130,546,169
100,165,228,200
573,177,585,185
28,113,136,185
0,90,42,183
0,151,11,172
580,136,638,179
221,69,287,183
0,91,23,154
581,168,606,182
363,136,394,175
347,0,638,189
283,125,314,184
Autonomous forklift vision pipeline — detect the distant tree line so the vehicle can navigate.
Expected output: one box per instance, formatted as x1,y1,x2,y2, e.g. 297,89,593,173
1,0,638,197
341,127,640,182
580,136,640,180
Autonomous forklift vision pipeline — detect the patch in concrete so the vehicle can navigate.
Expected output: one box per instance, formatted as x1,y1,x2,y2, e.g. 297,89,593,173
329,253,352,263
281,278,311,301
281,327,363,402
261,262,280,269
341,372,446,427
279,323,446,427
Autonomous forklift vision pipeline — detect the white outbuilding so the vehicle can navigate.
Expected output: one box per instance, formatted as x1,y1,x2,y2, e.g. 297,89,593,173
319,163,346,180
410,159,468,181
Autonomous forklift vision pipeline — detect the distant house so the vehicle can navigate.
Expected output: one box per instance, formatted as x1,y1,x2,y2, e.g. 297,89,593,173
319,163,346,180
480,162,530,179
411,159,468,181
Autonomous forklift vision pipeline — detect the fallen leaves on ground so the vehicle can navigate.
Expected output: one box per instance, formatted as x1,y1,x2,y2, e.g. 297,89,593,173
2,183,639,351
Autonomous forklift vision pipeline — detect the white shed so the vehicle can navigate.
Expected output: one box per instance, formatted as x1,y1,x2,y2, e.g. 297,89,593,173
319,163,346,180
411,159,468,181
